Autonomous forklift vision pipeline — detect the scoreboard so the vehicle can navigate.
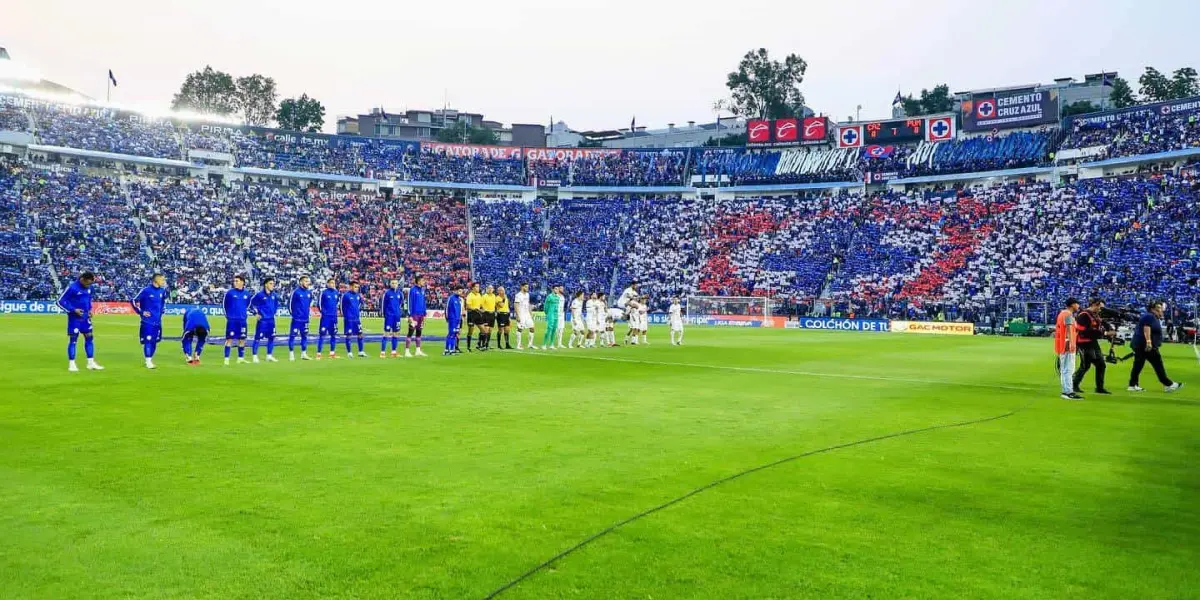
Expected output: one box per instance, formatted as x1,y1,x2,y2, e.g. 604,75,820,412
862,118,926,144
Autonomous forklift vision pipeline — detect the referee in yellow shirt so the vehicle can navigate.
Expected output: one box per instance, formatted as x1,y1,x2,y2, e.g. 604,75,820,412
465,283,483,352
495,286,512,350
480,285,498,350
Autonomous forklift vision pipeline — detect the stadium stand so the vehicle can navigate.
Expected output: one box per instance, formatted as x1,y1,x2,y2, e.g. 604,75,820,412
2,90,1199,324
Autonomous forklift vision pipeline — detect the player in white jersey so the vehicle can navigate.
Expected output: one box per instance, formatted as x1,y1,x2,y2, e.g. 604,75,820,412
604,293,623,347
668,297,684,345
555,288,567,348
513,283,536,350
584,293,600,347
617,281,639,310
624,299,641,345
637,295,651,345
569,291,586,348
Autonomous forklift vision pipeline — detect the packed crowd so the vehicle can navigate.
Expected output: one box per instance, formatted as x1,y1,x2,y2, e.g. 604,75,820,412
20,167,149,299
0,159,54,299
469,198,547,298
1062,111,1200,160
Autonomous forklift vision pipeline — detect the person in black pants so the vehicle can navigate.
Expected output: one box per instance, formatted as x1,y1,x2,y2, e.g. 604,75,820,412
1073,298,1111,394
1128,301,1184,393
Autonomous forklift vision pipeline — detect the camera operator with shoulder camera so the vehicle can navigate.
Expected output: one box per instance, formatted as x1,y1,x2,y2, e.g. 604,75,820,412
1072,298,1112,395
1128,301,1184,393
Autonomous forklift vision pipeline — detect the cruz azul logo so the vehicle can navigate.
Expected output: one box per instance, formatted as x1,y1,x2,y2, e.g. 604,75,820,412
838,125,863,148
976,99,996,119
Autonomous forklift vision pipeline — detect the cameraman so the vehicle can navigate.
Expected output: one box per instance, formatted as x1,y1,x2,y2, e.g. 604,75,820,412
1128,301,1184,393
1072,298,1111,394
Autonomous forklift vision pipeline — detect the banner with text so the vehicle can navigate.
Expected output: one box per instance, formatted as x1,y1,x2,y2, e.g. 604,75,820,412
961,89,1060,132
1066,95,1200,127
784,317,891,332
524,147,622,162
421,142,522,159
890,321,975,335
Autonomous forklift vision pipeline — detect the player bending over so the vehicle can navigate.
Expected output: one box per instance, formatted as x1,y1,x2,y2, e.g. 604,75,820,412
381,279,404,358
495,285,513,350
405,274,428,357
316,278,340,359
182,306,210,365
250,278,281,363
514,283,535,350
341,281,366,358
444,286,464,356
606,294,624,347
58,272,103,371
131,273,168,369
568,291,586,348
288,275,313,361
222,275,252,365
668,297,684,345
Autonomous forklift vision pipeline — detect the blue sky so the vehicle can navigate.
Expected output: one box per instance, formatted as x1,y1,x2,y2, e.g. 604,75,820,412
3,0,1195,132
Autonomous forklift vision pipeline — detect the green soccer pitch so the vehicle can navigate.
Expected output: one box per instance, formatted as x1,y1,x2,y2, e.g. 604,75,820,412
1,314,1198,599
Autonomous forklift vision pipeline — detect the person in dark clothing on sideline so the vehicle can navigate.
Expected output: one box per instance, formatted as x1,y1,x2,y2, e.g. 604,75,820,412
1128,301,1184,393
1073,298,1111,394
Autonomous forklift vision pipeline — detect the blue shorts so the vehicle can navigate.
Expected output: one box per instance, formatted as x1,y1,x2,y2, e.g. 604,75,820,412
254,320,276,341
290,320,309,336
226,318,248,340
67,317,93,335
344,321,362,336
319,317,339,336
384,316,402,332
139,322,163,343
447,319,461,331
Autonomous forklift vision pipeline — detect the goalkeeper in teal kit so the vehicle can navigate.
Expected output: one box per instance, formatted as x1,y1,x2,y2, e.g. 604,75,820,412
541,284,562,350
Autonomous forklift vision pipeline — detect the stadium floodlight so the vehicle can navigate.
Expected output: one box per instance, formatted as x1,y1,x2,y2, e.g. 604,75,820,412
686,295,770,320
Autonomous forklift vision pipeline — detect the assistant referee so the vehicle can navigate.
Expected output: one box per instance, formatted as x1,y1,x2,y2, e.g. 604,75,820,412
465,283,483,352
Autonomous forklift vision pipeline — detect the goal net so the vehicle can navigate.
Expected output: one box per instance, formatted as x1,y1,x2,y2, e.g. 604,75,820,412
686,296,771,319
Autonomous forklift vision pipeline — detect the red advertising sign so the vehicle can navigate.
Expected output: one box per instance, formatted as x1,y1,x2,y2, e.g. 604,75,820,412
747,119,772,144
524,147,622,162
92,302,136,315
421,142,522,159
801,117,827,143
774,118,799,143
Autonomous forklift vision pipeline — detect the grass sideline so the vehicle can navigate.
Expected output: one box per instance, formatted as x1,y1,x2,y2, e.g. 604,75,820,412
1,314,1197,599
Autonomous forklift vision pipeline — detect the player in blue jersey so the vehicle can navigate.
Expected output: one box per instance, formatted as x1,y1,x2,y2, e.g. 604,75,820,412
316,278,340,359
250,277,281,363
288,275,314,361
130,273,168,369
341,280,366,358
182,306,210,365
57,272,103,372
405,274,428,358
381,279,404,358
444,285,464,356
222,275,252,366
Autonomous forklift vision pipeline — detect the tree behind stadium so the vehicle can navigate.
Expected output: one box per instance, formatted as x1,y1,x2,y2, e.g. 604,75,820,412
276,94,326,132
724,48,808,120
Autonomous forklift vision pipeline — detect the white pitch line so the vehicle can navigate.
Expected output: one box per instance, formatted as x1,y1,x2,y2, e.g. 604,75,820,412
519,350,1042,393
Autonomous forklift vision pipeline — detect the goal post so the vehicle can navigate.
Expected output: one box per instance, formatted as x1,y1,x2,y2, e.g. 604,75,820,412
685,296,771,319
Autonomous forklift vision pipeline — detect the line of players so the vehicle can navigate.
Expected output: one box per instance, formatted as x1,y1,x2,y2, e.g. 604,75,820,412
456,281,684,354
55,272,685,372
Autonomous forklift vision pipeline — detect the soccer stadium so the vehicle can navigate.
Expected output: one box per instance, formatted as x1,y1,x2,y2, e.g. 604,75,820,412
2,5,1199,598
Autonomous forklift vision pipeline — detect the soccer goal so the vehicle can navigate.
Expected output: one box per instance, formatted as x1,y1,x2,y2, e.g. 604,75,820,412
686,296,771,319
